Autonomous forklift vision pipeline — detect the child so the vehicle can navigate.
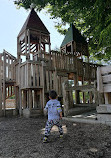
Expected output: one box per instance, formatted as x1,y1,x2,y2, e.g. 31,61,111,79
43,90,63,143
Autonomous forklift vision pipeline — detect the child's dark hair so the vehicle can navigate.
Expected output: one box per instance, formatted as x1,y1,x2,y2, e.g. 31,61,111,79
49,90,57,99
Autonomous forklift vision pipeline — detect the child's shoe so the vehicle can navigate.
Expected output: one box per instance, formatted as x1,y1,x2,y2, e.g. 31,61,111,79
43,137,48,143
60,134,63,138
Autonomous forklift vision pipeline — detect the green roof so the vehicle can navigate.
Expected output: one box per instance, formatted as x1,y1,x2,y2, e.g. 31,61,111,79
61,24,87,47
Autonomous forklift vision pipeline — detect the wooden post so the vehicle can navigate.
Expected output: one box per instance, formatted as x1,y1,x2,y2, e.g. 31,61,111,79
41,61,45,109
34,90,38,108
3,51,6,116
25,30,28,60
11,59,14,80
39,33,42,57
0,55,2,113
27,90,29,108
33,64,35,87
48,36,51,66
23,90,27,109
8,56,10,79
62,82,69,116
19,59,22,116
29,89,33,109
54,68,58,93
49,36,51,54
28,29,30,60
74,73,80,104
15,87,19,109
40,89,43,110
17,37,21,60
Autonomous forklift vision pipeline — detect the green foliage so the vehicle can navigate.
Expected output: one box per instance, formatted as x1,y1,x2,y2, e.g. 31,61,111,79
14,0,111,62
9,95,15,99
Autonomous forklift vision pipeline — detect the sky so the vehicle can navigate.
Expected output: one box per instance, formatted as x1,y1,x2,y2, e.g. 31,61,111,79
0,0,66,57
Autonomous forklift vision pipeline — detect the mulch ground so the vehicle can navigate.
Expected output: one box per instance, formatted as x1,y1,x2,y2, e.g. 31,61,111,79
0,116,111,158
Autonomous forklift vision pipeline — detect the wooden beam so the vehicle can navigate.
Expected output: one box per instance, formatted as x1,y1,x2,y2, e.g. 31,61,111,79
3,51,6,116
0,56,2,112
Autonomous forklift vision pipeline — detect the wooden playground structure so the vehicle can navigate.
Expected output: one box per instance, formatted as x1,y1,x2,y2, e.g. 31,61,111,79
0,9,100,117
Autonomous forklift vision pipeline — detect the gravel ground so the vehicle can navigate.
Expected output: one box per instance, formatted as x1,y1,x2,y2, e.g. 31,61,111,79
0,116,111,158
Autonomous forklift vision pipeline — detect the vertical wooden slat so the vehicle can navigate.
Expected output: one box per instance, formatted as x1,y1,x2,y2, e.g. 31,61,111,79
29,89,33,109
8,56,10,79
46,70,49,91
28,63,31,87
36,64,39,87
34,91,38,108
19,59,22,116
50,71,52,89
33,64,35,87
3,51,6,116
28,29,30,59
0,55,2,112
25,30,28,58
11,59,13,80
25,64,27,87
15,87,19,109
41,61,45,108
23,65,25,87
23,90,27,109
40,65,43,87
97,67,103,92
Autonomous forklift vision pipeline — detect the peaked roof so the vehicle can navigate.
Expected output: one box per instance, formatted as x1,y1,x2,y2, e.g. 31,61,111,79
18,8,50,37
61,24,87,47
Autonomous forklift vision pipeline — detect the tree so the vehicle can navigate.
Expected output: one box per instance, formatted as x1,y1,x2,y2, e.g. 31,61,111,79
14,0,111,61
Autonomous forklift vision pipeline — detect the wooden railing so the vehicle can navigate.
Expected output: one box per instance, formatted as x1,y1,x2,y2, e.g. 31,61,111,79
62,81,98,116
0,50,16,82
15,61,43,89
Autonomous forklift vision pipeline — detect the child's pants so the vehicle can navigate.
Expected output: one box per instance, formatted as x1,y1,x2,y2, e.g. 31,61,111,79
44,119,63,137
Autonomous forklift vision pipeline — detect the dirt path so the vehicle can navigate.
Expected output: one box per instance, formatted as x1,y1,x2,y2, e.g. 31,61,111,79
0,116,111,158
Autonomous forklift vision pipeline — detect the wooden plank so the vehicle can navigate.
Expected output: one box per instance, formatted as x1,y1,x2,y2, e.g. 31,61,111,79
23,65,25,87
33,64,35,87
25,64,27,87
3,51,6,116
15,87,19,109
97,104,111,114
28,63,31,87
36,64,39,87
62,82,69,117
41,62,45,108
101,65,111,75
8,56,10,79
50,71,52,89
65,85,95,92
102,74,111,83
0,56,2,111
40,65,43,87
28,29,30,54
103,84,111,92
19,59,22,116
20,66,23,87
25,30,28,56
23,90,27,109
11,59,13,80
20,86,43,90
29,89,33,109
46,70,49,91
97,67,103,92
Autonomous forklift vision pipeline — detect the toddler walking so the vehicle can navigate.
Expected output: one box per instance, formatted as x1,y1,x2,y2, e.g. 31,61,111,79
43,90,63,143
